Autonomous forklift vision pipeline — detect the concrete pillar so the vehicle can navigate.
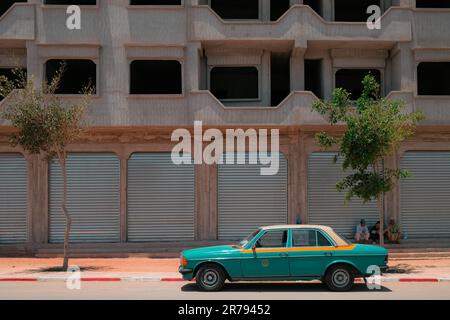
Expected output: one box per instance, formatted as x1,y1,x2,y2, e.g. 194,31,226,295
322,52,334,100
195,163,217,240
261,50,271,106
25,42,42,89
28,154,48,244
321,0,333,21
261,0,271,21
185,43,202,93
290,0,303,5
398,43,415,92
290,48,305,91
119,153,129,243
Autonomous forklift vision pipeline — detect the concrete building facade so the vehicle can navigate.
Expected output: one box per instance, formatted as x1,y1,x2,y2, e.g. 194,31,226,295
1,0,450,255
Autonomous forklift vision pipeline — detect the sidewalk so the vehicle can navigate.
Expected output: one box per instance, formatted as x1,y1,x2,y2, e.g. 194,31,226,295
1,257,450,283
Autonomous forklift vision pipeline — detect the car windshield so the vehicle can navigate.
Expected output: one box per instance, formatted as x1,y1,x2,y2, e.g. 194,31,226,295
237,229,261,248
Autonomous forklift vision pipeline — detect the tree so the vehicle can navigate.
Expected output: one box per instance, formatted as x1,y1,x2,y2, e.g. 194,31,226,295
312,74,424,245
0,65,92,269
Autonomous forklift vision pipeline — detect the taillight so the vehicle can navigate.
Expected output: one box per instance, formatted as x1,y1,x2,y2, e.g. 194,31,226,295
181,256,187,267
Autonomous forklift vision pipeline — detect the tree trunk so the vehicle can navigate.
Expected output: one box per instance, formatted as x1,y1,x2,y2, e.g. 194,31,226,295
377,194,385,246
60,157,72,270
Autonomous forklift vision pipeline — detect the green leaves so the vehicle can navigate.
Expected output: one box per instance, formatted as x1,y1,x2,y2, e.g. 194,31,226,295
312,73,424,201
0,66,89,160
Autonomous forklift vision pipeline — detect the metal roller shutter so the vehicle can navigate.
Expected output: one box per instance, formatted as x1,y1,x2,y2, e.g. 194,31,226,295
400,152,450,239
49,153,120,243
127,153,195,242
0,153,27,244
218,153,288,240
308,152,379,239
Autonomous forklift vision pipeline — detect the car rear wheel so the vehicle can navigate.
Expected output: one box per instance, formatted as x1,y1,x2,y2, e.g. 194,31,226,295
325,264,355,292
196,264,226,292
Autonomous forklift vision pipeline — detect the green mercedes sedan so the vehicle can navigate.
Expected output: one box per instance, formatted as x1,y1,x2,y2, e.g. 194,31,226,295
179,225,388,292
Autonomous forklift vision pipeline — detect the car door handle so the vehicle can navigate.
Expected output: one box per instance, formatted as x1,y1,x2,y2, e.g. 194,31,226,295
279,252,288,257
324,252,333,256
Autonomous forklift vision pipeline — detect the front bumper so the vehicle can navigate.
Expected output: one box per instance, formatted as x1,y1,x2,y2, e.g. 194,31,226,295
178,266,194,280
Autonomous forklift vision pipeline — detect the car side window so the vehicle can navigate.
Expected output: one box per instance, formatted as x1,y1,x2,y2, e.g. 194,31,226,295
292,230,316,247
317,231,333,247
255,230,288,248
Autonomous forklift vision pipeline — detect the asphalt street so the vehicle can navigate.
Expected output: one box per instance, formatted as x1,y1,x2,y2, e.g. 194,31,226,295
0,281,449,300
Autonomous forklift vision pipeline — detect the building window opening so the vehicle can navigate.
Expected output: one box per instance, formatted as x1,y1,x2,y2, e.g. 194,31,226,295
45,59,96,95
0,1,27,18
416,0,450,8
271,53,290,106
335,69,381,99
304,0,323,17
418,62,450,95
334,0,380,22
0,68,26,101
210,0,259,20
130,60,182,95
305,59,323,99
270,0,290,21
210,66,259,100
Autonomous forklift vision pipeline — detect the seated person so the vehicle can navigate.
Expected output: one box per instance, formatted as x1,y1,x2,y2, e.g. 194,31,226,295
369,221,388,244
355,219,370,243
387,219,401,244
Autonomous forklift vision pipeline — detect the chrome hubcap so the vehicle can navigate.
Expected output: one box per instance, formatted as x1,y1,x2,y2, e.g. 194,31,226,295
332,270,350,287
202,270,219,287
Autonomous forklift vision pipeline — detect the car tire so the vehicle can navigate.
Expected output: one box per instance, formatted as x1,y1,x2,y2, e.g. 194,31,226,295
324,264,355,292
196,264,226,292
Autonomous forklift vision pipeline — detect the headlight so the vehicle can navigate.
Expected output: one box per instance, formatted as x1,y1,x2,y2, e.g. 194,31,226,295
181,256,188,267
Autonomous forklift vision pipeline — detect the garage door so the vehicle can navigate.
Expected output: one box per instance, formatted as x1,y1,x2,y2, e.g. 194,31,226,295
49,153,120,243
308,152,379,239
0,153,27,244
218,153,288,240
127,153,195,242
400,152,450,239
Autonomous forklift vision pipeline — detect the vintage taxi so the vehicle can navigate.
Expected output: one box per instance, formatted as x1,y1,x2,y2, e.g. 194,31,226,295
179,225,388,291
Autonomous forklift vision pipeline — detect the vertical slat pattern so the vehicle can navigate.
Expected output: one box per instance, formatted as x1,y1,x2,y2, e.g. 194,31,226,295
0,153,27,244
49,153,120,243
218,153,288,240
127,153,195,242
400,152,450,238
308,152,379,239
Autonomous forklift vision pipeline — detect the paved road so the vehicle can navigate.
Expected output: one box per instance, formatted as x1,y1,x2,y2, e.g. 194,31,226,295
1,281,450,300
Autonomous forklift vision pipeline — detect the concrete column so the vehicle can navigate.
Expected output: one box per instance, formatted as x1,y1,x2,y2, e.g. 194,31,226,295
321,0,333,21
290,0,303,5
195,163,217,240
261,50,271,106
398,43,415,92
185,42,202,93
322,52,334,100
119,153,129,243
261,0,271,21
28,154,48,244
288,134,302,224
25,42,42,89
290,48,305,91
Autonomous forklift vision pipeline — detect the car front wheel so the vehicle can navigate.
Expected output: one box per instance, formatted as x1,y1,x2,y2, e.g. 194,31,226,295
325,264,355,292
196,264,226,292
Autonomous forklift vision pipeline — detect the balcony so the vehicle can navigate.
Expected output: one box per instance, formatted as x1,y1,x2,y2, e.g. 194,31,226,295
189,5,412,47
0,3,34,42
413,10,450,47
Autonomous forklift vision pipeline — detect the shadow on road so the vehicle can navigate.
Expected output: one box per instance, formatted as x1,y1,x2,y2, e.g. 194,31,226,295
181,282,392,293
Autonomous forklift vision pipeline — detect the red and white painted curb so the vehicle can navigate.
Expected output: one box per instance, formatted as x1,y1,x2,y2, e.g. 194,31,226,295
0,276,449,283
